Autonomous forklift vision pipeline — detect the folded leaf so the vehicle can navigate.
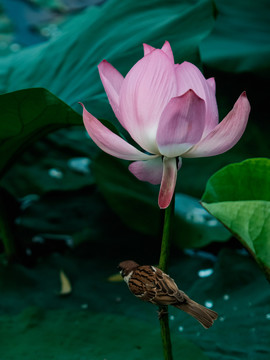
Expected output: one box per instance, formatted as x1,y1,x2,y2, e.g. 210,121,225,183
201,158,270,282
0,88,81,178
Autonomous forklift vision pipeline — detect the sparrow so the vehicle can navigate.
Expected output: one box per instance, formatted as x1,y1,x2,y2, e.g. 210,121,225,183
118,260,218,329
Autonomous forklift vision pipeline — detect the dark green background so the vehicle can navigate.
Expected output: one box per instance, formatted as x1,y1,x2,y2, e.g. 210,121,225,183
0,0,269,359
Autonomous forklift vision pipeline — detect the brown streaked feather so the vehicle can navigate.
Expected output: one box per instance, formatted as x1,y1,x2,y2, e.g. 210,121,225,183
128,265,186,306
176,298,218,329
154,269,186,304
128,265,156,301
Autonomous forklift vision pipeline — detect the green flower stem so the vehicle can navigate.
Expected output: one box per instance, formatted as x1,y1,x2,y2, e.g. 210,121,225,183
0,191,16,259
158,192,175,360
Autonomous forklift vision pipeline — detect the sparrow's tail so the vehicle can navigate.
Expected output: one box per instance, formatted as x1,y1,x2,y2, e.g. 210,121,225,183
175,298,218,329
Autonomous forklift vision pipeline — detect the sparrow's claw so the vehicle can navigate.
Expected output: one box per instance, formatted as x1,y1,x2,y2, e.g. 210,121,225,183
158,307,168,319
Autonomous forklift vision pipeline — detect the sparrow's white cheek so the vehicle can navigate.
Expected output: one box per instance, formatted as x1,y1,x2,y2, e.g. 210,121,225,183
124,271,133,284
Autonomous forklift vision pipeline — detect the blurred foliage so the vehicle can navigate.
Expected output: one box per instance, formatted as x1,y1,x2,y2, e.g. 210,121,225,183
0,0,105,54
32,0,66,9
0,248,269,359
0,0,221,251
31,0,105,10
0,0,214,101
0,0,268,256
93,154,230,247
0,0,269,254
202,158,270,281
0,0,270,358
0,88,81,178
200,0,270,74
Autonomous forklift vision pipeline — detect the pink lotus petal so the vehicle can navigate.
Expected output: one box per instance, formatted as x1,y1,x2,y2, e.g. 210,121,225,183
143,41,174,62
175,62,218,136
81,104,155,161
143,43,155,56
183,92,251,158
129,157,163,185
98,60,124,126
156,90,206,157
158,157,181,209
161,41,174,63
207,77,216,92
119,49,177,154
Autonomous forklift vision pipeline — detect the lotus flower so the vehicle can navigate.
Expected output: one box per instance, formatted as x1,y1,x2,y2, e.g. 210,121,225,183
81,41,250,209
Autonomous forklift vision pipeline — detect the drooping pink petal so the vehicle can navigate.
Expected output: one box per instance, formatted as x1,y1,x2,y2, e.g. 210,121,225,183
119,49,177,154
98,60,124,126
161,41,174,63
81,104,155,161
175,62,218,136
156,90,206,157
182,92,251,158
158,157,181,209
129,157,163,185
